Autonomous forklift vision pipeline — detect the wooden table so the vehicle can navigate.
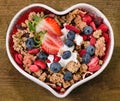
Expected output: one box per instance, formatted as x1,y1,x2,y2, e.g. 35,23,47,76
0,0,120,101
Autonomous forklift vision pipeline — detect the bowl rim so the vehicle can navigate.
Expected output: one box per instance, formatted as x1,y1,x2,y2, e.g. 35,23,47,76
6,3,114,98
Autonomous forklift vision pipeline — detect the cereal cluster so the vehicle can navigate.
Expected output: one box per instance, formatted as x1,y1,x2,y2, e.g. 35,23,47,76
12,8,110,93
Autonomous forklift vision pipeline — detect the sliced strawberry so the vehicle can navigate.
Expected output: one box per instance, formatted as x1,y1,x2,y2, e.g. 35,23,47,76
36,17,62,36
15,53,23,65
34,60,47,70
88,64,101,72
28,48,40,55
88,56,99,67
42,32,63,55
29,65,39,72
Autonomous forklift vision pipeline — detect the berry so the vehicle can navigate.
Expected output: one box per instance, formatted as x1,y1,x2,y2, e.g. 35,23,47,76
83,26,93,35
79,49,86,57
90,37,96,45
82,53,91,64
98,24,108,33
65,24,80,33
83,15,92,24
94,16,103,27
53,55,61,62
90,22,96,30
50,62,62,73
65,39,74,47
36,17,62,36
67,31,75,41
38,51,48,60
26,38,35,49
29,65,39,72
28,48,40,55
15,53,23,65
62,51,71,59
42,32,63,54
88,64,100,72
88,56,99,67
64,71,72,81
34,60,47,70
86,45,95,55
103,33,109,43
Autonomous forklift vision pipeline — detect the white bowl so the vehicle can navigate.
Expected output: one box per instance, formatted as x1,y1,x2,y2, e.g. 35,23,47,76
6,3,114,98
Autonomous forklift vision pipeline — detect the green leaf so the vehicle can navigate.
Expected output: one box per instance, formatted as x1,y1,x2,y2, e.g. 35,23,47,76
28,21,35,32
33,15,40,23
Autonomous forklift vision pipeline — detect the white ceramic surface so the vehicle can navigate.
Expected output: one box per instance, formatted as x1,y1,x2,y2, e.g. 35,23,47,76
6,3,114,98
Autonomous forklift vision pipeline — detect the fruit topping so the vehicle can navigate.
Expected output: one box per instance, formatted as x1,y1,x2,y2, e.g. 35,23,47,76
50,62,62,73
34,60,47,70
65,39,74,47
82,53,91,64
62,51,71,59
38,51,48,60
67,31,76,41
26,38,35,49
86,45,95,55
64,71,73,81
83,26,93,35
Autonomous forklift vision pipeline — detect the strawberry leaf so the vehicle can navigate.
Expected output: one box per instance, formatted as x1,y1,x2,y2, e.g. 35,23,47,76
28,21,35,32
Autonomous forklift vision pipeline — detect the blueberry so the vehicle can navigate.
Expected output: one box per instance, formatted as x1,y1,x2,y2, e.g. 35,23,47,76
67,31,75,41
83,26,93,35
50,62,62,73
82,53,91,64
65,39,74,47
64,71,72,81
86,45,95,55
62,51,71,59
38,51,48,60
26,38,35,49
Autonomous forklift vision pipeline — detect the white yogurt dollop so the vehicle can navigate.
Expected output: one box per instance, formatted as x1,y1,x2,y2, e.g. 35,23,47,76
74,34,83,46
47,55,54,68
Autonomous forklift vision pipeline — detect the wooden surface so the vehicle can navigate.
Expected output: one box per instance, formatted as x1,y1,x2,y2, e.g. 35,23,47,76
0,0,120,101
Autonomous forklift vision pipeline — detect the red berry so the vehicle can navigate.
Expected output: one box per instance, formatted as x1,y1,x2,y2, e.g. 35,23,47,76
65,24,80,33
29,65,39,72
53,55,61,62
82,34,87,40
98,24,108,33
88,56,99,67
34,60,47,70
103,33,109,43
79,49,86,57
28,48,40,55
90,37,96,45
46,59,51,63
83,15,92,24
55,86,62,91
15,53,23,65
88,64,101,72
90,22,96,30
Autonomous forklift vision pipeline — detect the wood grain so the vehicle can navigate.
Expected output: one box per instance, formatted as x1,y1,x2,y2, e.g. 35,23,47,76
0,0,120,101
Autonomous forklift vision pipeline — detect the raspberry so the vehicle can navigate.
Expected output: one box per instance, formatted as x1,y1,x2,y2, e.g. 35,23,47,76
29,65,39,72
98,24,108,33
88,56,99,67
65,24,80,33
103,33,109,43
83,15,92,24
82,34,87,40
90,37,96,45
88,64,100,72
28,48,40,55
90,22,96,30
79,49,86,57
55,86,62,91
53,55,61,62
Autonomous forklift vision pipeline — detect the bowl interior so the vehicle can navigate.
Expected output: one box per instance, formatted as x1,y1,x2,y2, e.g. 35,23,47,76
6,3,114,98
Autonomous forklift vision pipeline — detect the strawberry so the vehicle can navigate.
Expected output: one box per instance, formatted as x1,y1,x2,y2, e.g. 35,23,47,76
28,48,40,55
88,64,101,72
15,53,23,65
88,56,99,67
29,65,39,72
34,60,47,70
36,17,62,36
42,32,63,55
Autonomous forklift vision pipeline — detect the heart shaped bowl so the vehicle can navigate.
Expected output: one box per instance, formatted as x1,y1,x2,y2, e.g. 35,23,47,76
6,3,114,98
